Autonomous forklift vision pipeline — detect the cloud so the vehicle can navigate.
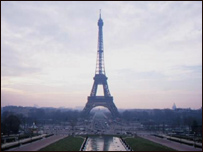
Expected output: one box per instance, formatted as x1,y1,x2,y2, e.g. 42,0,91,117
1,1,202,109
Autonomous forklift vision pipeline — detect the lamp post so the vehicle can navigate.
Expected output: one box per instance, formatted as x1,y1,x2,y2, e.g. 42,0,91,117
17,134,19,146
193,132,196,148
85,120,88,134
120,120,122,134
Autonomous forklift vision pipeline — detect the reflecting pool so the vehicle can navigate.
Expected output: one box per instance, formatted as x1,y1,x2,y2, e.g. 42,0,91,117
83,136,127,151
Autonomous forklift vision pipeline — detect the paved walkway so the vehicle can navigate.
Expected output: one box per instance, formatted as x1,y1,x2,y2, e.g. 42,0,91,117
139,135,202,151
7,135,67,151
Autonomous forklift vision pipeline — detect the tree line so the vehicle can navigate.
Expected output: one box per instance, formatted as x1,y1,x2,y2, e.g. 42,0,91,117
1,106,202,136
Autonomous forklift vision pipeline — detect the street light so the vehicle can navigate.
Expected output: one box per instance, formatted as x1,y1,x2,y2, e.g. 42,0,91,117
193,132,196,148
17,134,19,146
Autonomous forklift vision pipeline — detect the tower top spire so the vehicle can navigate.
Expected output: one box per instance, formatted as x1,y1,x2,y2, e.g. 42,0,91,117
98,9,103,27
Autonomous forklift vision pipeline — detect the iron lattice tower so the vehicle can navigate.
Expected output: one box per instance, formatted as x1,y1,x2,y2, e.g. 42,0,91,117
82,11,119,118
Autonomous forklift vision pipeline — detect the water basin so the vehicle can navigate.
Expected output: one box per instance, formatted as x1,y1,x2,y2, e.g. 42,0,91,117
83,136,127,151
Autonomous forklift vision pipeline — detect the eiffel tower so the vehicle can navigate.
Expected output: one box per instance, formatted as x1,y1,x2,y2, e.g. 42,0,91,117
82,11,119,118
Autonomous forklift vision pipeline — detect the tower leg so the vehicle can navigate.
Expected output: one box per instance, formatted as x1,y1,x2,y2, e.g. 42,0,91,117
82,97,120,118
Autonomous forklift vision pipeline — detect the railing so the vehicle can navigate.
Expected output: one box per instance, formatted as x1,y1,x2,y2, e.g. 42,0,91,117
153,134,202,148
88,96,113,101
1,134,49,151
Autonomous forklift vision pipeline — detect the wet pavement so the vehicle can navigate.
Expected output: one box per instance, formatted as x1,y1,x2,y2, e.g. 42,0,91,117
7,135,67,151
139,135,202,151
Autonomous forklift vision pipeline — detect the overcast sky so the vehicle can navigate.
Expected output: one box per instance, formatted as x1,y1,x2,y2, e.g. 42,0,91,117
1,1,202,109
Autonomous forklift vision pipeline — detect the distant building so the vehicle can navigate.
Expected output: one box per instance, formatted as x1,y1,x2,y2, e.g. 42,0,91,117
172,103,176,110
29,122,38,134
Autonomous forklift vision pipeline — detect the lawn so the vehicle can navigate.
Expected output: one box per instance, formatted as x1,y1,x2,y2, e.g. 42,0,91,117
39,136,84,151
125,136,176,151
